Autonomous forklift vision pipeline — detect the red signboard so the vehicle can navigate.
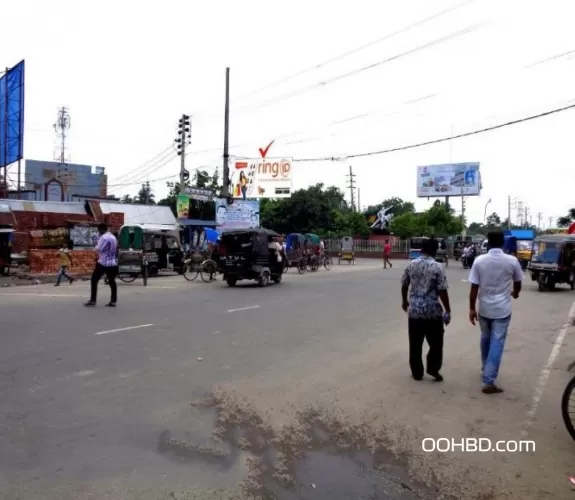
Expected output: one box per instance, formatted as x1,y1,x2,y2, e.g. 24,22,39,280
568,222,575,234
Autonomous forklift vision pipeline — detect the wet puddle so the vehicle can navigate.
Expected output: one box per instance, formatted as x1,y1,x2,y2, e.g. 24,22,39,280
155,390,445,499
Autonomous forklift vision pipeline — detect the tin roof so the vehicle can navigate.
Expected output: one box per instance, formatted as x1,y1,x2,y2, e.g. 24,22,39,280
0,199,87,214
98,202,178,226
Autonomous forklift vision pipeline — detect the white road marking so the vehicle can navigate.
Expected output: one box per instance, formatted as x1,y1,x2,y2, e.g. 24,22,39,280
94,324,154,336
522,300,575,436
73,370,96,377
0,293,82,297
227,305,260,313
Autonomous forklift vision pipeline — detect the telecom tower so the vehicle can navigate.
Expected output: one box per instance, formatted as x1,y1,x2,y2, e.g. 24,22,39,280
53,107,71,164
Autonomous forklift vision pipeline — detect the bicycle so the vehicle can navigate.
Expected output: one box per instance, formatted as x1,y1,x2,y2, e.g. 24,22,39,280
562,361,575,441
183,254,218,283
318,253,333,270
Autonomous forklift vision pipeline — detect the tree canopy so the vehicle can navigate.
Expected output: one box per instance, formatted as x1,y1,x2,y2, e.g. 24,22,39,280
558,208,575,227
388,200,463,239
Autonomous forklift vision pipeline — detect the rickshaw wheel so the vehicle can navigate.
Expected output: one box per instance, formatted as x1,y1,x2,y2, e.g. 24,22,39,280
273,272,282,284
259,271,270,287
298,258,306,274
324,256,332,270
200,259,217,283
183,263,198,282
569,271,575,290
142,265,148,287
118,273,138,283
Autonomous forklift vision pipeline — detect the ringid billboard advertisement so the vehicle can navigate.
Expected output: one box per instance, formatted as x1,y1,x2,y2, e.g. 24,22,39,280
230,158,292,199
416,162,481,197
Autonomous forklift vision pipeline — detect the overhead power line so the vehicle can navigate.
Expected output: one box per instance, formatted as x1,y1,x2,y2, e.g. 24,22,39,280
234,0,478,101
233,23,485,114
241,101,575,163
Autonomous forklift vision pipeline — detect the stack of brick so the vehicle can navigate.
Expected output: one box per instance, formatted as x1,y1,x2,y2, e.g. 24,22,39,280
30,250,97,275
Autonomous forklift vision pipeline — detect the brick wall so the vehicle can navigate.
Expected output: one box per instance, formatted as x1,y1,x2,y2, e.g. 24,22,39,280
7,211,124,254
30,250,97,274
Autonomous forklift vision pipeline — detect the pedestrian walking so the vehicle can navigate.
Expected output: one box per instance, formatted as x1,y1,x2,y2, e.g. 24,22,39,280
55,243,74,286
468,230,522,394
84,223,118,307
383,239,392,268
401,238,451,381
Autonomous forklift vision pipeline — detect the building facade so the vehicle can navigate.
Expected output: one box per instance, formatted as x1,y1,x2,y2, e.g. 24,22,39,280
24,159,107,201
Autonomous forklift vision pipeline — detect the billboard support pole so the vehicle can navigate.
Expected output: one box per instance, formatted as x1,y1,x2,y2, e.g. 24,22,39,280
17,159,21,198
2,68,8,198
222,67,230,198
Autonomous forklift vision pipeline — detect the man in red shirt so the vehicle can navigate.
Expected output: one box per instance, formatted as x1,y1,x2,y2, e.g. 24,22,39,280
383,240,392,268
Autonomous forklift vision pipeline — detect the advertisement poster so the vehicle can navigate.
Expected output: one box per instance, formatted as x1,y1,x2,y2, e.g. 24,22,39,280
70,226,99,247
230,158,292,199
416,162,481,197
215,198,260,232
176,195,189,219
29,227,68,248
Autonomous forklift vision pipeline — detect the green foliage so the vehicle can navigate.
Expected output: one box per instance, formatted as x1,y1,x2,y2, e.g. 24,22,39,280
558,208,575,227
157,169,221,217
389,200,462,239
134,181,155,205
365,197,415,217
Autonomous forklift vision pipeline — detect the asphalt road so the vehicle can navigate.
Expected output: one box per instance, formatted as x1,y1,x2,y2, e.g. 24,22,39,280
1,259,575,500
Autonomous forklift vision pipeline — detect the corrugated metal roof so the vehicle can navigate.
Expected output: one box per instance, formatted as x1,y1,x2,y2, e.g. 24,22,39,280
99,202,178,226
0,199,87,214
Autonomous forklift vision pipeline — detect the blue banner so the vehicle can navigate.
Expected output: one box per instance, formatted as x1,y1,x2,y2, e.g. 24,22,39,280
0,60,25,168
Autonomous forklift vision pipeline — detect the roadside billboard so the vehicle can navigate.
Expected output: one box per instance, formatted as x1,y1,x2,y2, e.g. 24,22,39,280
215,198,260,232
0,60,25,169
230,158,292,199
416,162,481,197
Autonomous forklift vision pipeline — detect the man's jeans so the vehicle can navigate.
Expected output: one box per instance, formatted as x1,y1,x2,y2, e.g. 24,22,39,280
478,314,511,386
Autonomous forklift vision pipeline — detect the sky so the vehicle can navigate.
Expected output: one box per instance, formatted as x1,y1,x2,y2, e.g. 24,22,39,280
2,0,575,226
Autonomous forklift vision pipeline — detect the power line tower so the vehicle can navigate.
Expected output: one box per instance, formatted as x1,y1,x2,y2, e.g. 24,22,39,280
53,107,71,164
346,165,356,211
175,114,191,192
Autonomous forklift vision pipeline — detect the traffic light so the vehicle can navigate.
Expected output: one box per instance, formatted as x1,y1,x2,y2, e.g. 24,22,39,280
176,115,191,156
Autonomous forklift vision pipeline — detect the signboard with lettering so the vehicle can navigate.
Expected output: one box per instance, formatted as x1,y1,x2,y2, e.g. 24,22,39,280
29,227,68,248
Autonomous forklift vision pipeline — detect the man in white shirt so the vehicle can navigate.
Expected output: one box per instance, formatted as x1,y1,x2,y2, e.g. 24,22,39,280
468,231,523,394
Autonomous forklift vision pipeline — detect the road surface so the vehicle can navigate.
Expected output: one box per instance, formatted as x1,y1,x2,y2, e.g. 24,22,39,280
1,259,574,500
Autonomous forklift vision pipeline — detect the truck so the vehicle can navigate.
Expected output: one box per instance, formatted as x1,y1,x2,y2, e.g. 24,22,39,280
507,229,536,269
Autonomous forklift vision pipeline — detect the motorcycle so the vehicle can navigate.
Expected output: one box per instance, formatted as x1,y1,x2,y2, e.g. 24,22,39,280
462,253,475,269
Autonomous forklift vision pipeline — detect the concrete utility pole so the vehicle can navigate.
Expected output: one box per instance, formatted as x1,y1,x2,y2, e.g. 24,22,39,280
346,165,356,211
507,196,512,228
549,216,553,229
357,188,361,213
222,67,231,198
176,115,191,192
537,212,543,229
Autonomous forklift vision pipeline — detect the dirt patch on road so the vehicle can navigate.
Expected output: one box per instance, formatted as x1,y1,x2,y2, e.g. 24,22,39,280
154,389,500,499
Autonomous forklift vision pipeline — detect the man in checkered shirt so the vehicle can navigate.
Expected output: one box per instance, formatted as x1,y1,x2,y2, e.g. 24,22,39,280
84,223,119,307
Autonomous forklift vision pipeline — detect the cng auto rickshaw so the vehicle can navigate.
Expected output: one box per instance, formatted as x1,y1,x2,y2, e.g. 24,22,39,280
528,234,575,291
117,225,184,284
338,236,355,265
217,228,284,287
0,226,13,276
409,237,427,260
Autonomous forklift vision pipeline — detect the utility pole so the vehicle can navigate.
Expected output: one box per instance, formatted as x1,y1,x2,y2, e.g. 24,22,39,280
357,188,361,213
176,114,191,192
537,212,543,229
346,165,356,211
507,196,512,228
523,205,529,228
549,216,553,229
222,67,231,198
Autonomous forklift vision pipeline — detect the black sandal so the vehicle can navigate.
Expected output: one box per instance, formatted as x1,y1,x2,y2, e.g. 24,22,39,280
482,385,504,394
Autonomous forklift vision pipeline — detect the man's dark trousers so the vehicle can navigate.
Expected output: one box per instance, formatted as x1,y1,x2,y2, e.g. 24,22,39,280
90,263,118,303
408,317,444,378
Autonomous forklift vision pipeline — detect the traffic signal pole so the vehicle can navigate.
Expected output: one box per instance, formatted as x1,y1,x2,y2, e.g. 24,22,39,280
176,114,190,192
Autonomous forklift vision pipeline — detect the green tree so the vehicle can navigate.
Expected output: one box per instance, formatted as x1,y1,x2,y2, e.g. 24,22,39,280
467,221,486,235
389,212,422,239
485,212,501,228
365,197,415,217
120,194,134,203
157,169,221,217
135,181,155,205
558,208,575,227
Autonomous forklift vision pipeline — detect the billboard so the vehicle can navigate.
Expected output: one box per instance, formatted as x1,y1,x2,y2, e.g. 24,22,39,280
0,60,25,168
176,193,215,221
215,198,260,232
230,158,292,199
416,162,480,197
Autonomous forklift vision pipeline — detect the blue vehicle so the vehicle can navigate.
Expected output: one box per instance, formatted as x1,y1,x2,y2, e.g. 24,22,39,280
409,237,428,260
